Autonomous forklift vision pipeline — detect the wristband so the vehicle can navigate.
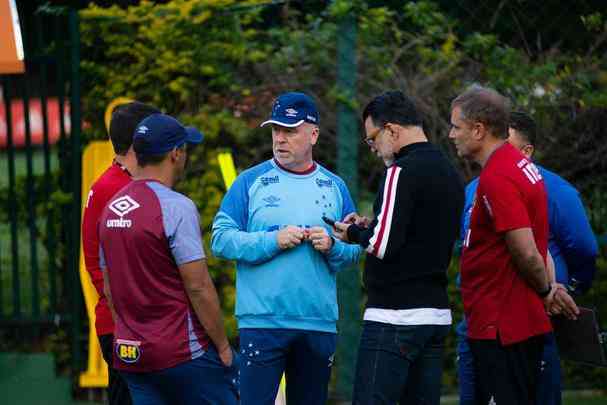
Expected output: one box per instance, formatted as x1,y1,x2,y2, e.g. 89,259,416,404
538,283,552,298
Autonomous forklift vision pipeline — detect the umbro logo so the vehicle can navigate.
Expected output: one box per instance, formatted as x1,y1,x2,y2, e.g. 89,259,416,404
285,108,298,117
109,195,140,217
136,125,149,135
263,195,281,208
107,195,140,228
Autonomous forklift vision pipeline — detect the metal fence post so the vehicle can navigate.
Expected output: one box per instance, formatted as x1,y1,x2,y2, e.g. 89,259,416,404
69,8,83,374
335,7,360,401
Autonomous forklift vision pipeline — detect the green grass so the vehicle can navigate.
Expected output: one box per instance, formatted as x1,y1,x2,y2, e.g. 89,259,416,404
0,220,53,318
0,148,59,318
437,393,607,404
0,148,59,188
566,399,607,405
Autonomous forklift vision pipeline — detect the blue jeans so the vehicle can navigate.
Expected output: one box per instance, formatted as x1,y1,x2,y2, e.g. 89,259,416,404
352,321,450,405
239,328,336,405
120,344,239,405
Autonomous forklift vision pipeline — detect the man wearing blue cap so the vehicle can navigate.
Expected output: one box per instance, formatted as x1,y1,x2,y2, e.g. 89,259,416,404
99,113,238,405
212,92,361,404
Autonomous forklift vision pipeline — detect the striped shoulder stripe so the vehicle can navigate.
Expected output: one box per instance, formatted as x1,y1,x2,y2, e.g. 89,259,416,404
367,166,402,259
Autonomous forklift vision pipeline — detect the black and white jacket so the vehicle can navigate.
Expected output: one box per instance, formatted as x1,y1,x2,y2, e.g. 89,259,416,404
349,142,465,312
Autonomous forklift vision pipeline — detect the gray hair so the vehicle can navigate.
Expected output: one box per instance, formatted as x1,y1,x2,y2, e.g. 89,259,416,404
451,84,511,139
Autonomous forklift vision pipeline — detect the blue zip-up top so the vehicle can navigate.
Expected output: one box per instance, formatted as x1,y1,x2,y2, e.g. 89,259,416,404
211,159,361,333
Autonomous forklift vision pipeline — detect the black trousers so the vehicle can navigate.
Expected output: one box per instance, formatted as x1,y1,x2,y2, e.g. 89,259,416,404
469,334,545,405
98,334,133,405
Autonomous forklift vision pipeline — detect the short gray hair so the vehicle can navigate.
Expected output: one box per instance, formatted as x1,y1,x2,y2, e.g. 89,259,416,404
451,84,511,139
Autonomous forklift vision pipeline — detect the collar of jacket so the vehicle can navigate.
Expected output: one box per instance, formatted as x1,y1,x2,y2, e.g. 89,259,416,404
393,141,432,161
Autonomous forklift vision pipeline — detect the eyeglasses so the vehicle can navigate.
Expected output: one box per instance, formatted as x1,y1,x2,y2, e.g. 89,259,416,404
364,125,385,147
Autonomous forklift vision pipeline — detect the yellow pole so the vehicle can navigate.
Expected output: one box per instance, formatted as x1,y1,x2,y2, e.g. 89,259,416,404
78,141,114,388
216,152,287,404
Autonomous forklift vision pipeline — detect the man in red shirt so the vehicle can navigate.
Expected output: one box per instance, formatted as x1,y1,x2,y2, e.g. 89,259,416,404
448,85,578,405
82,101,160,404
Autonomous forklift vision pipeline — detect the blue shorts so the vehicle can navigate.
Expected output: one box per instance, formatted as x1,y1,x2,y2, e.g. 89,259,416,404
239,328,336,405
120,344,239,405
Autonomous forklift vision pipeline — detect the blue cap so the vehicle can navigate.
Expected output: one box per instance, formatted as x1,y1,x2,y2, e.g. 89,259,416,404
133,113,203,155
261,92,319,128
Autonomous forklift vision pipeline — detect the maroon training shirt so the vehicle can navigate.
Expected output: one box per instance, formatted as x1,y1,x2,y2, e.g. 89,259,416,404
99,180,209,372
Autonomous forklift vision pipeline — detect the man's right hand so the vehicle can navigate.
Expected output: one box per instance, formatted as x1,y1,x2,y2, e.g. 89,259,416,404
217,343,233,367
277,226,305,249
333,221,351,243
343,212,371,229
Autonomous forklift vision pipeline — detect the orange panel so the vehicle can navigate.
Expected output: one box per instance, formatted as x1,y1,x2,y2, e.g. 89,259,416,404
0,0,25,74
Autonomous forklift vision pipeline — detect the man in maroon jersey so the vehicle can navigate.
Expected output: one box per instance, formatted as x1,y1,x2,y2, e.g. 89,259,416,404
82,101,159,405
99,113,237,405
449,85,578,405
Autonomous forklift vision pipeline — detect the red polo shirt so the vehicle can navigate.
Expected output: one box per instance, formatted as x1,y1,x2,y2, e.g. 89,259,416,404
461,142,552,345
82,162,131,336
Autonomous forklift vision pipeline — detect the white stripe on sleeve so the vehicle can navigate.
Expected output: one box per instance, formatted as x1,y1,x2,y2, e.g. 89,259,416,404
366,166,401,259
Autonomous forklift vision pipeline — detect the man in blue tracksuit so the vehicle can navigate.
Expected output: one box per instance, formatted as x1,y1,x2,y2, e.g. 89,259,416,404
457,111,598,405
211,92,361,405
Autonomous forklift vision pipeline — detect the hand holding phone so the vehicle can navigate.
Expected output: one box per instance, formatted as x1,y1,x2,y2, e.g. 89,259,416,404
322,216,335,227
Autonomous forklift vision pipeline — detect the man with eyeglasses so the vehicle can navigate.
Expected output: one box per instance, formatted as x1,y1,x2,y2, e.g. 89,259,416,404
456,110,596,405
211,92,361,404
333,90,464,405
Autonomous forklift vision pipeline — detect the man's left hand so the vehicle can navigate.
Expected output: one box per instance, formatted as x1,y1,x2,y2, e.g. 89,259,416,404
333,221,350,243
548,284,580,320
308,226,333,254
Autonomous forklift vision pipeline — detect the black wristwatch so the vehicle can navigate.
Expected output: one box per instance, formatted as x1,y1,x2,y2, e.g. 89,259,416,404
538,283,552,298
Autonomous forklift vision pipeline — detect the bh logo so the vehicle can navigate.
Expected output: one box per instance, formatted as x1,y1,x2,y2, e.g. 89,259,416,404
116,339,141,364
107,195,140,228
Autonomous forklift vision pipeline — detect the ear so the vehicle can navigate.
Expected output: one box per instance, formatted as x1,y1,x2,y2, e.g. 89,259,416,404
386,123,399,140
169,147,180,163
310,126,319,146
522,144,535,159
472,122,486,140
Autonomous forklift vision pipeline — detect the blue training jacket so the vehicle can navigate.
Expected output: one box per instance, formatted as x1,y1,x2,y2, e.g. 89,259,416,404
211,159,361,333
456,165,598,337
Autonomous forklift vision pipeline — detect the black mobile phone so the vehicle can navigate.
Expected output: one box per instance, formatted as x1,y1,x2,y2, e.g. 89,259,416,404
322,216,335,226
